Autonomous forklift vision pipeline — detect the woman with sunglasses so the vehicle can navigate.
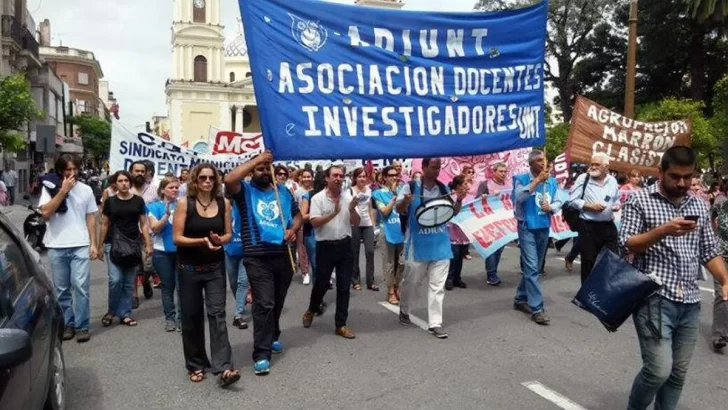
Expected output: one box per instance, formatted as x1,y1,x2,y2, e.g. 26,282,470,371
172,164,240,387
372,165,405,304
349,167,378,291
147,176,181,332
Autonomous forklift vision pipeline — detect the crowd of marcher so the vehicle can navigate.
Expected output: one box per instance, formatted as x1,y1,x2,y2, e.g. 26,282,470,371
34,146,728,408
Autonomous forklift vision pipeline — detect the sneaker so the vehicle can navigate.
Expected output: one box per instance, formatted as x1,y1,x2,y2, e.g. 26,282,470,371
254,360,271,375
532,311,551,325
454,280,467,289
445,280,454,291
486,275,502,286
302,310,314,328
399,312,411,326
62,327,75,341
713,338,727,350
76,330,91,343
142,278,154,299
302,274,311,285
176,321,182,333
232,318,248,330
513,302,532,315
272,340,283,354
165,320,177,332
335,326,356,339
428,327,448,339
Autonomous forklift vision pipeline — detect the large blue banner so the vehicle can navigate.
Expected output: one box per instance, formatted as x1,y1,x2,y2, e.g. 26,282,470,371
239,0,548,160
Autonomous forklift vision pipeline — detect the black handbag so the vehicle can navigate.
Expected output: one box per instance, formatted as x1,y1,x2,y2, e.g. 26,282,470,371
562,174,590,231
110,229,142,269
572,248,662,332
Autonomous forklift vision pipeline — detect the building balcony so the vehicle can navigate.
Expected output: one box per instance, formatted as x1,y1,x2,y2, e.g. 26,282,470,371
1,15,42,69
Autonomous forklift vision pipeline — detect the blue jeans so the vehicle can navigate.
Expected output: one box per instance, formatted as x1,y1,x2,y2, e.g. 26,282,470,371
566,237,581,262
225,253,248,319
514,221,549,313
48,246,91,331
304,234,317,282
485,246,504,278
628,296,700,410
104,244,136,319
152,251,180,322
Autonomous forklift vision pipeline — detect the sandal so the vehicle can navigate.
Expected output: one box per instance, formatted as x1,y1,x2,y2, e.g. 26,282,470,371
219,369,241,387
352,284,362,291
367,284,380,291
121,317,138,326
387,292,399,305
101,313,114,327
189,370,205,383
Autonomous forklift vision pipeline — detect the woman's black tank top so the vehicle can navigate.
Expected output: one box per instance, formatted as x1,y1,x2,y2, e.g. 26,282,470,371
178,196,225,265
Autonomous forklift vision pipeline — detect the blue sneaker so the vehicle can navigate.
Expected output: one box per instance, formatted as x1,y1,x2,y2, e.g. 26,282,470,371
254,360,270,375
272,340,283,354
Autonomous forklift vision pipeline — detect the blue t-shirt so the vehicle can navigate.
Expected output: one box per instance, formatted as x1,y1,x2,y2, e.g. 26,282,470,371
224,201,243,257
147,201,176,252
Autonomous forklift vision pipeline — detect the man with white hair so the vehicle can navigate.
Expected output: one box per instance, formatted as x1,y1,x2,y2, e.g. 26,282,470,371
568,152,620,283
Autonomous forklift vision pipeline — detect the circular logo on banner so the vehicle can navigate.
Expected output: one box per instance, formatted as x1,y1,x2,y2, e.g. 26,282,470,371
192,141,209,154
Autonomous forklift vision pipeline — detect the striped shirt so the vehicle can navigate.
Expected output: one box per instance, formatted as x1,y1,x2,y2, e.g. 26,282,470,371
231,183,300,258
618,183,721,303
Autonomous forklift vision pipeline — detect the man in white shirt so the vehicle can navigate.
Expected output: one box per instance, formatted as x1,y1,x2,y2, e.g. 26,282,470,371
39,154,98,343
302,165,360,339
3,166,18,204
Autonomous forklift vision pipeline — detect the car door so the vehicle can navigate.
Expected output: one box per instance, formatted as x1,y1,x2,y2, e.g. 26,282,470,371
0,223,46,410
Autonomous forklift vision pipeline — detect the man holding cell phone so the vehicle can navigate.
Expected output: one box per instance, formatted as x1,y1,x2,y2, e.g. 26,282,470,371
619,146,728,409
568,152,620,284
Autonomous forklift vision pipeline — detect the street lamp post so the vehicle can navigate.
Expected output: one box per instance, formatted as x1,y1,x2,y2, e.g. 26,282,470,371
624,0,638,118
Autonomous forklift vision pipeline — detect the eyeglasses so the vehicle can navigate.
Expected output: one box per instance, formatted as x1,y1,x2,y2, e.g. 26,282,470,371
198,175,216,182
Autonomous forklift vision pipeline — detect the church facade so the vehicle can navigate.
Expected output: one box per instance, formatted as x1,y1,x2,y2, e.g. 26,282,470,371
165,0,260,152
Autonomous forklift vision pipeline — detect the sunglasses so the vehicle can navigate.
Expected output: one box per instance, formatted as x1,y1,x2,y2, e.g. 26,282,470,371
276,172,288,176
198,175,216,182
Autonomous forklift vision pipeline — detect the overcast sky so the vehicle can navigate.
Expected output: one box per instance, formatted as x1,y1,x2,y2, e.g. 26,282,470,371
32,0,478,129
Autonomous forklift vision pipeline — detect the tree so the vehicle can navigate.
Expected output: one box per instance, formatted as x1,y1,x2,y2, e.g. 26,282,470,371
70,114,111,164
474,0,618,122
544,122,570,160
0,74,42,153
688,0,728,22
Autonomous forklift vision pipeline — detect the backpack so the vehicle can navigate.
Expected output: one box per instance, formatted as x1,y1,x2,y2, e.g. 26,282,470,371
562,174,590,231
400,180,449,234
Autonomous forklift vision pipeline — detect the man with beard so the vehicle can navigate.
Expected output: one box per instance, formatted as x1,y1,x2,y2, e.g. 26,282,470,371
620,146,728,409
129,161,157,307
512,150,562,325
568,153,620,284
224,151,302,375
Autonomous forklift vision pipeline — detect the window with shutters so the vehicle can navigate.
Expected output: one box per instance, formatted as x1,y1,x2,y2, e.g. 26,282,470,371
229,72,235,82
193,56,207,82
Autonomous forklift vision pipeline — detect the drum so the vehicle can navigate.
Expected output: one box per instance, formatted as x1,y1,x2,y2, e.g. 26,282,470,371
415,198,454,228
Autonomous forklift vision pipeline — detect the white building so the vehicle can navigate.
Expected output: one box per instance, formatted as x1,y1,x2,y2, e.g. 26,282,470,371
165,0,258,152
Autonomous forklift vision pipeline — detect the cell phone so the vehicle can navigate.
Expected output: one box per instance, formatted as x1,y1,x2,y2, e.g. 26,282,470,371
684,215,699,222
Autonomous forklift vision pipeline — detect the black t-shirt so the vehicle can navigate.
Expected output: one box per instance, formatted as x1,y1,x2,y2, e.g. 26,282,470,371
103,195,145,243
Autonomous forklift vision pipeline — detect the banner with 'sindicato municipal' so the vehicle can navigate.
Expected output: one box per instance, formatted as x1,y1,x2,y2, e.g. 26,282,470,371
109,121,259,176
451,191,578,260
239,0,548,160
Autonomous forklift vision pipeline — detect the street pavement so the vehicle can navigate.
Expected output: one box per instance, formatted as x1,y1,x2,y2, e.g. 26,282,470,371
3,205,726,410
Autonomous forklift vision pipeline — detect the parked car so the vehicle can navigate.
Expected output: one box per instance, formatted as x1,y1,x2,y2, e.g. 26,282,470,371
0,211,66,410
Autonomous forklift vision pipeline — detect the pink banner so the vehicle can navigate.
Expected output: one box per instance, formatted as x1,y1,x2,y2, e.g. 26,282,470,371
410,148,532,201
